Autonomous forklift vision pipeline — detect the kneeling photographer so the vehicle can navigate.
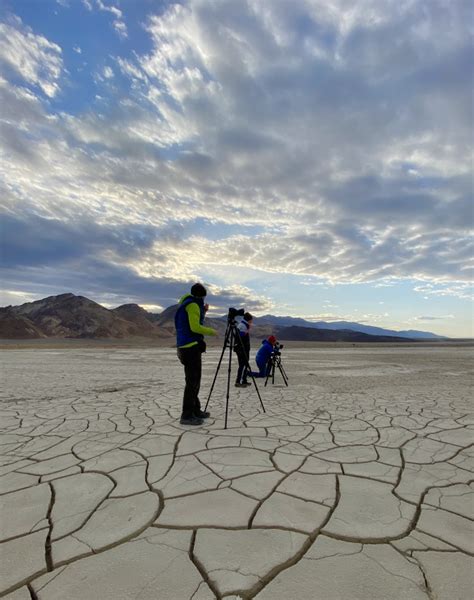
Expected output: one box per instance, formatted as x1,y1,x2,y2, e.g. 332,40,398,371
253,335,278,377
234,312,253,387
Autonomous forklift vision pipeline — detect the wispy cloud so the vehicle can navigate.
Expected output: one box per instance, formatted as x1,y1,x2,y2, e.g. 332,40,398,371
414,282,473,301
113,20,128,40
0,16,63,97
82,0,128,39
414,315,455,321
102,65,114,79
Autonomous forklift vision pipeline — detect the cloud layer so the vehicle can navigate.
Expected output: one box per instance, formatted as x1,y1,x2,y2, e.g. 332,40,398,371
0,1,472,317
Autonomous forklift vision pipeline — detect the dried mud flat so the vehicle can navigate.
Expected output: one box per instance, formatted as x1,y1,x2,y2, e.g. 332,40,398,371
0,346,473,600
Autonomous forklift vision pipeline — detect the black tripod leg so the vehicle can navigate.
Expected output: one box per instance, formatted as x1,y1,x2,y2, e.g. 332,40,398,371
280,364,289,385
233,326,266,413
244,356,266,413
205,324,231,411
264,360,271,387
278,361,289,386
224,328,234,429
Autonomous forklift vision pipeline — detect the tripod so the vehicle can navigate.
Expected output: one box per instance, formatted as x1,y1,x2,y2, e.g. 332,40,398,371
205,317,266,429
264,352,289,387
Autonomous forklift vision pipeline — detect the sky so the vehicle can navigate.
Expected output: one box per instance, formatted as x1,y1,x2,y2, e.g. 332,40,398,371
0,0,472,337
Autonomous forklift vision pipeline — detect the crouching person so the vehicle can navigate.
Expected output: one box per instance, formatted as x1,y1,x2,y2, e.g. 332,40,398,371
175,283,217,425
253,335,277,377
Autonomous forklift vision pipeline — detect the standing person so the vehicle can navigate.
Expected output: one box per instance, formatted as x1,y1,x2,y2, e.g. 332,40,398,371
254,335,276,377
175,283,217,425
234,312,253,387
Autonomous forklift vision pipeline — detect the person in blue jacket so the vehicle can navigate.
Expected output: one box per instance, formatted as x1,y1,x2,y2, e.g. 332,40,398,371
175,283,217,425
254,335,277,377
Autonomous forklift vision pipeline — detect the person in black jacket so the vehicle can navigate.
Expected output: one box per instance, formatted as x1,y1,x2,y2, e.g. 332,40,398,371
234,312,253,387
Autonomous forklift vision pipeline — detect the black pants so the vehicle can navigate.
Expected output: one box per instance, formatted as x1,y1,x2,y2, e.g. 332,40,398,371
177,346,202,419
235,348,250,384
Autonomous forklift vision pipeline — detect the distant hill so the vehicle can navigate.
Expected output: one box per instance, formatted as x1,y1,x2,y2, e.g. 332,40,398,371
152,304,178,327
0,312,46,339
0,292,442,342
276,326,413,343
257,315,445,340
0,293,160,339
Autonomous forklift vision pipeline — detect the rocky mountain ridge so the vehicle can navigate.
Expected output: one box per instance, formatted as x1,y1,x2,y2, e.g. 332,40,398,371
257,315,444,340
0,293,442,342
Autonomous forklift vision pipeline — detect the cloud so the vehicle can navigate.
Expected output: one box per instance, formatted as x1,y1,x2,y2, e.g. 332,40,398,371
103,66,114,79
113,20,128,40
0,16,63,97
0,212,271,311
413,282,473,301
414,315,455,321
0,0,472,315
0,213,158,269
95,0,122,20
0,259,269,313
82,0,128,39
0,289,42,307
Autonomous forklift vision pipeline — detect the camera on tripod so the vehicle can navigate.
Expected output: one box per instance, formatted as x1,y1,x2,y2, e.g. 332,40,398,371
227,307,245,322
265,341,288,387
272,342,284,356
206,306,265,428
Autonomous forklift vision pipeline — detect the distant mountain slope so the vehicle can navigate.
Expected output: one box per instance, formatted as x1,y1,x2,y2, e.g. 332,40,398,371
0,311,46,339
0,292,444,342
257,315,444,339
311,321,444,340
1,294,159,339
112,303,158,329
152,304,178,327
276,326,414,343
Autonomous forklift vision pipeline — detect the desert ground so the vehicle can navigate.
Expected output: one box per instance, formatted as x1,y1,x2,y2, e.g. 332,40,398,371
1,345,473,599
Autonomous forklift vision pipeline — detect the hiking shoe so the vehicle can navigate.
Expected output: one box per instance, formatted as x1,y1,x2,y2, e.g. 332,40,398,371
235,382,244,387
241,382,251,386
195,410,210,419
180,416,204,426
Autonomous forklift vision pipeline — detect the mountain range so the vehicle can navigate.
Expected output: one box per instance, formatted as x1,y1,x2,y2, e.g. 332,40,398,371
0,293,445,342
255,315,443,340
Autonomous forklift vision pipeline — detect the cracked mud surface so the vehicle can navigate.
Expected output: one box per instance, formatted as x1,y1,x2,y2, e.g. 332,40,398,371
1,346,473,599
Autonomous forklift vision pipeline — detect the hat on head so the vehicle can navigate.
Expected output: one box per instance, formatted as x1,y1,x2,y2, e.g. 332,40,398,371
268,335,277,344
191,283,207,297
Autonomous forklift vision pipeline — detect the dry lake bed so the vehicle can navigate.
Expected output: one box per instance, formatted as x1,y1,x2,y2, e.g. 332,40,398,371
1,345,473,599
